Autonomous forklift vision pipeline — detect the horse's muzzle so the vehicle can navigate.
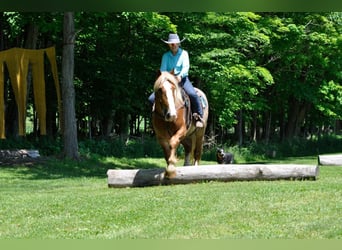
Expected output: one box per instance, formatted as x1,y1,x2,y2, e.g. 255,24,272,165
163,109,177,122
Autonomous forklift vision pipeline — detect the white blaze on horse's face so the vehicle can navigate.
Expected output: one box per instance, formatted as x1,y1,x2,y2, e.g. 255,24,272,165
163,80,177,121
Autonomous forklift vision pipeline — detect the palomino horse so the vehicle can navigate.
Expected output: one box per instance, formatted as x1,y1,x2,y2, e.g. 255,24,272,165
152,72,209,178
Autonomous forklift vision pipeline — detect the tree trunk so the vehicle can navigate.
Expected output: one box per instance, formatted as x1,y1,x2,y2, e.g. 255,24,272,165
107,164,319,188
24,23,38,137
264,111,272,144
335,120,341,134
62,12,79,159
279,107,286,141
236,109,243,146
285,97,299,139
285,98,308,139
318,154,342,166
251,111,257,142
115,110,129,141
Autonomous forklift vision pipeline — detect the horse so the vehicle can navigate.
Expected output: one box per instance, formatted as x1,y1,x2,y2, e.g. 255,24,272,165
152,71,209,178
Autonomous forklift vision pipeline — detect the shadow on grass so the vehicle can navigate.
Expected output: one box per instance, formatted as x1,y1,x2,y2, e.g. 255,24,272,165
0,156,164,180
1,154,319,181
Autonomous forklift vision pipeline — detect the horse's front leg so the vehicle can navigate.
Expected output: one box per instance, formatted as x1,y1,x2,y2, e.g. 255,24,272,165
156,134,178,179
157,138,171,164
165,125,187,178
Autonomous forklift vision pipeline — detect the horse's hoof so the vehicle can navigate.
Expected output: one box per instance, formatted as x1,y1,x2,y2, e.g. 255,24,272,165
165,169,177,179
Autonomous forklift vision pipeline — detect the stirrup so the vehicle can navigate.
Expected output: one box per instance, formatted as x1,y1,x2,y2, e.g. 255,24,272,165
195,120,204,128
193,113,204,128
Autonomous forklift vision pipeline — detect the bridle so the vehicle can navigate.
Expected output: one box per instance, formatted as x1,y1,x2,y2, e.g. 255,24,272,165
154,78,185,121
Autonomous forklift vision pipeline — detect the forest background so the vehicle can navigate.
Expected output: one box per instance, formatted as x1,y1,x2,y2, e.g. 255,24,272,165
0,12,341,159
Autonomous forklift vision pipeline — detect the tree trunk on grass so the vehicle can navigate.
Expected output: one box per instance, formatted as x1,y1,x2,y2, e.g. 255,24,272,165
107,164,319,188
62,12,79,160
318,154,342,166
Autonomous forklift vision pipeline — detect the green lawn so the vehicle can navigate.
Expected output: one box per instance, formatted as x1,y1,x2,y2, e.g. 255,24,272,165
0,156,341,239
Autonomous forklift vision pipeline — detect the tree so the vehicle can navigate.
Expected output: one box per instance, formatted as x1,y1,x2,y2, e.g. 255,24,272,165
262,13,342,139
62,12,79,159
0,12,341,147
74,12,175,138
166,12,274,144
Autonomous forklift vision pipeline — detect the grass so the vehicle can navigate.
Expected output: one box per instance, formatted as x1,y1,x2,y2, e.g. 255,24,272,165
0,155,341,239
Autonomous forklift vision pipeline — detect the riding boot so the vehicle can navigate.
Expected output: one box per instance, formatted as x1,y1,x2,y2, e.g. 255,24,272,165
193,113,204,128
181,77,204,128
193,96,204,128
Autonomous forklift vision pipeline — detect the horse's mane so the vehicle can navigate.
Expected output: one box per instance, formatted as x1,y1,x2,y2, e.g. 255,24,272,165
154,72,183,103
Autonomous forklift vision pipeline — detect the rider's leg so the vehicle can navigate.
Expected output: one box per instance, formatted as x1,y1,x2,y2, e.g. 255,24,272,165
148,92,155,104
181,77,204,127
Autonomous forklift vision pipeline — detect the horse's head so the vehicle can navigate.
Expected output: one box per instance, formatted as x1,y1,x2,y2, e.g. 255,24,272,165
153,72,182,122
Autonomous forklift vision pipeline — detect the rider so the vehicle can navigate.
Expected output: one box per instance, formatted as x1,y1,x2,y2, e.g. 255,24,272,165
148,33,204,128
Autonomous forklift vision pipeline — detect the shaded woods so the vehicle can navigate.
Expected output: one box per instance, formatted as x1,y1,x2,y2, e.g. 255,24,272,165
0,12,341,148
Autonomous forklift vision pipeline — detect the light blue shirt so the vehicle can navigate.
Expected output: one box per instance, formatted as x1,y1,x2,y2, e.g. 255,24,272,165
160,48,189,78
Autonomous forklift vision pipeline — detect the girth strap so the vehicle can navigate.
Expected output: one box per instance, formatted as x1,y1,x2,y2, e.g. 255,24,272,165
180,88,193,129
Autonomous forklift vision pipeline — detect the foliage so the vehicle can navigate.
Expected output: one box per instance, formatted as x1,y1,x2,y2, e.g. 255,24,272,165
74,12,176,136
317,80,342,119
1,12,341,240
216,135,342,160
0,12,341,145
78,136,163,158
262,13,342,139
0,136,62,155
181,12,275,127
1,134,341,166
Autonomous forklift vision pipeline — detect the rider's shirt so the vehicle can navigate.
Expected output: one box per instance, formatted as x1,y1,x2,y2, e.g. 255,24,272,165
160,48,189,79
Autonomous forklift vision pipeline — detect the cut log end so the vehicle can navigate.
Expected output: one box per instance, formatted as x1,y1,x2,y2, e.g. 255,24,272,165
107,164,319,188
318,154,342,166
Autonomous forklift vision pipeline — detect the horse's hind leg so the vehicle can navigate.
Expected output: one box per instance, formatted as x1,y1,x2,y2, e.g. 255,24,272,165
181,138,192,166
193,130,205,166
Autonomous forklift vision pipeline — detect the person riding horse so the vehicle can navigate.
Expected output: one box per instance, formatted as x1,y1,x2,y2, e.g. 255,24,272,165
148,33,204,128
152,71,209,177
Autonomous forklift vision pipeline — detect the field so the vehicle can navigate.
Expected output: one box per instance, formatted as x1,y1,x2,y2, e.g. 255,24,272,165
0,156,341,239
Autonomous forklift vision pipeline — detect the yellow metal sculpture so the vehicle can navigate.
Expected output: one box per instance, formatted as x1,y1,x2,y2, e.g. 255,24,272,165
0,47,61,138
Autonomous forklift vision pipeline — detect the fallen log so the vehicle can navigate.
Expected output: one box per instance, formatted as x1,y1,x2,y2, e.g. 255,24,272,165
0,149,40,159
107,164,319,188
318,154,342,166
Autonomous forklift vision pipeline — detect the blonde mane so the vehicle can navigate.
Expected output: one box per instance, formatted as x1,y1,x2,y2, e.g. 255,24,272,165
154,72,183,104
